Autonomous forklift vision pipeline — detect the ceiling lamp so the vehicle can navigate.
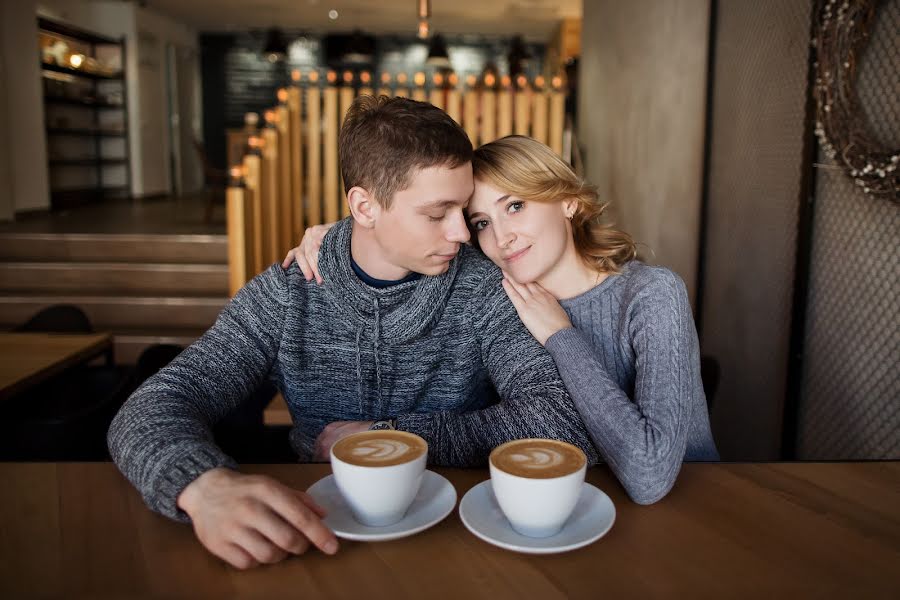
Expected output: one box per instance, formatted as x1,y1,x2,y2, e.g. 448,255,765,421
417,0,430,39
426,34,450,68
343,29,375,64
263,28,287,62
507,35,532,78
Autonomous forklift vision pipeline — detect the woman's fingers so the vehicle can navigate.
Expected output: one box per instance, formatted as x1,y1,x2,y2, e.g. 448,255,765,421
501,277,526,309
281,249,298,269
502,271,533,301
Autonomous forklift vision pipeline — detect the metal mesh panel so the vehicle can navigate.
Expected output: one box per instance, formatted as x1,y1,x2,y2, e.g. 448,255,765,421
797,0,900,459
700,0,812,459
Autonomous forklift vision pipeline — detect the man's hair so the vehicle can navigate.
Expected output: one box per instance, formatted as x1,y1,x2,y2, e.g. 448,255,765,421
339,95,473,209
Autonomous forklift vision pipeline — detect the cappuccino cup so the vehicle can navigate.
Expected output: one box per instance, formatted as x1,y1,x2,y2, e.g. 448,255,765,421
489,438,587,538
330,430,428,527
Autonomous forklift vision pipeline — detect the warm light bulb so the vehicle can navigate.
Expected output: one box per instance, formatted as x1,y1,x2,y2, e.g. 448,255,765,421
69,54,84,68
327,70,337,84
276,88,288,103
484,73,496,87
414,72,426,86
343,70,353,83
291,69,301,82
308,71,319,83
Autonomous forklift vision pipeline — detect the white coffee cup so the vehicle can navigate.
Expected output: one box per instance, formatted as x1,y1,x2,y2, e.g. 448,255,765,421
489,438,587,538
330,430,428,527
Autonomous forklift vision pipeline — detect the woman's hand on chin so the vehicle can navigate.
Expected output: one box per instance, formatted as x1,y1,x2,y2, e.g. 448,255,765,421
501,272,573,346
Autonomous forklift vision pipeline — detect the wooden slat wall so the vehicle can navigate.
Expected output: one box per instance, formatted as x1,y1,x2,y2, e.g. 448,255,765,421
226,73,567,293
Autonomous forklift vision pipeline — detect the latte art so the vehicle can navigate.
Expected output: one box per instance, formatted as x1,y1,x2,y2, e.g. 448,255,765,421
332,430,427,467
506,447,567,470
349,439,414,462
491,439,586,479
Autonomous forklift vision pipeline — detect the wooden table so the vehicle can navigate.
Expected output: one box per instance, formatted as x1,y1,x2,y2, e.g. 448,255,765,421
1,462,897,598
0,332,113,401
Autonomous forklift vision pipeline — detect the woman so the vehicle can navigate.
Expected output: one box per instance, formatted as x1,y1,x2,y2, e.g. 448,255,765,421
284,135,718,504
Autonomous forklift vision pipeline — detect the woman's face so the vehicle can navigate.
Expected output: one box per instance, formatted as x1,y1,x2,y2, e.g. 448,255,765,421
467,179,574,284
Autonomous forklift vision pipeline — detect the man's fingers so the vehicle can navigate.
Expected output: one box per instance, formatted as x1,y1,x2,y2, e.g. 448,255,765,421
266,487,339,556
218,542,260,570
252,506,312,556
297,490,328,518
233,527,290,565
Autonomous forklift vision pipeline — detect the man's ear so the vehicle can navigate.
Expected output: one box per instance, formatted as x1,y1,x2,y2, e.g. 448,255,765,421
347,187,379,228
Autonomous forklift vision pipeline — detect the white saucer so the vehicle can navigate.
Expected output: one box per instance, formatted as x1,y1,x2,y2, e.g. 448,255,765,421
306,470,457,542
459,480,615,555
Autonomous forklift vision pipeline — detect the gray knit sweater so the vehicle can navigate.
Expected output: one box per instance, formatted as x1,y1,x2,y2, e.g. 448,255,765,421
545,261,719,505
108,218,598,521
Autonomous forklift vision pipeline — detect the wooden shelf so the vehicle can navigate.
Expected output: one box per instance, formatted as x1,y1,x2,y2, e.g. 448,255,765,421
40,17,130,211
38,17,122,46
41,62,123,81
49,158,128,167
45,97,124,109
47,128,126,138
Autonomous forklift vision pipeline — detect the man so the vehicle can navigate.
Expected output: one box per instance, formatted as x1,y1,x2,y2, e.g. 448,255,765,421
108,96,597,570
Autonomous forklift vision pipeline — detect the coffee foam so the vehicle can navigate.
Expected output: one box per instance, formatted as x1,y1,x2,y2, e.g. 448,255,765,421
333,431,427,467
491,439,585,479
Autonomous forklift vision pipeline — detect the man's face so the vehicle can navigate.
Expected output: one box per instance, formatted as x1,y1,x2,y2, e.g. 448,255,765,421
372,162,474,276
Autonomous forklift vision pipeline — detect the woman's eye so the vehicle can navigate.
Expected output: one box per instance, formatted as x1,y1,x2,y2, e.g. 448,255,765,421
471,220,488,231
427,214,444,222
508,201,524,213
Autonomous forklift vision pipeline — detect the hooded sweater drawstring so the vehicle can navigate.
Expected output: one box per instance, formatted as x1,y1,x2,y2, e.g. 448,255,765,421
355,327,364,416
373,298,383,413
355,298,383,417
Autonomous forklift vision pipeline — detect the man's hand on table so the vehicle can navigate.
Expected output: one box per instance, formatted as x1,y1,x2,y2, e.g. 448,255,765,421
313,421,374,461
177,468,339,570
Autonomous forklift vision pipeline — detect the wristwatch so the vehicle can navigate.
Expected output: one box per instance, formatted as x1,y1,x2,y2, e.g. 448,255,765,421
369,418,396,431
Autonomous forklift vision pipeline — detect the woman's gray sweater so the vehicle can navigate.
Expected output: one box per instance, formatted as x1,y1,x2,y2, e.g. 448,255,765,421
545,261,719,505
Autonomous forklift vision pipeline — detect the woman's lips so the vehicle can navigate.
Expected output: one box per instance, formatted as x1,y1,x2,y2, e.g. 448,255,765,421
503,246,531,263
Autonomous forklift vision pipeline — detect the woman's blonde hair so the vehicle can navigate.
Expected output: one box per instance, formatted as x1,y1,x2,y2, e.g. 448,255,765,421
472,135,636,274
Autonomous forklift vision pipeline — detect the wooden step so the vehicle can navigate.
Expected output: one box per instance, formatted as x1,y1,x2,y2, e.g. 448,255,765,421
0,262,229,296
0,295,227,331
113,330,206,365
0,232,227,264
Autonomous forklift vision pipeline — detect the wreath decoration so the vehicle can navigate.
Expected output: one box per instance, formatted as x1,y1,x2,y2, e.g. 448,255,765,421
812,0,899,200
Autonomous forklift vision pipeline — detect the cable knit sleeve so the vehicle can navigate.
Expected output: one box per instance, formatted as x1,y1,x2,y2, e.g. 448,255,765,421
396,268,599,467
544,268,698,504
107,264,290,522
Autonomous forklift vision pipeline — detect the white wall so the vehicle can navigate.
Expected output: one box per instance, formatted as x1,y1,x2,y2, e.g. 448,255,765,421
1,0,51,214
578,0,710,307
0,4,14,221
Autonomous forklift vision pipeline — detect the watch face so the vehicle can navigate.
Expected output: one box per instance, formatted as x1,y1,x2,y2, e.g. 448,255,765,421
369,421,392,430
